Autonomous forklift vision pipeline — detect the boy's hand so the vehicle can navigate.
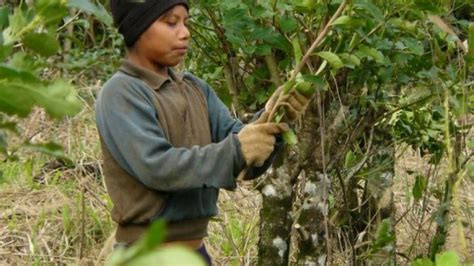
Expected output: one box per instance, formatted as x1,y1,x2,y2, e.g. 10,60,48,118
265,87,312,122
237,115,288,167
282,90,312,122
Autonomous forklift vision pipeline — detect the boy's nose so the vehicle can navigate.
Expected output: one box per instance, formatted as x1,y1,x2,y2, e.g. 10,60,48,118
179,25,190,40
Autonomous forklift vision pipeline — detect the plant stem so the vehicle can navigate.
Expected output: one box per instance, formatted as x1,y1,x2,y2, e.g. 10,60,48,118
266,0,348,123
238,0,348,181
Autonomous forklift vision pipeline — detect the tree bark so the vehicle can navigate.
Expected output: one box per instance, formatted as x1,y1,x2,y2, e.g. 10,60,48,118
258,80,396,264
257,164,296,266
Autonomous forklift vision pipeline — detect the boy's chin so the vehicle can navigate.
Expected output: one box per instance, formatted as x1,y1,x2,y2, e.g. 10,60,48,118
166,59,184,68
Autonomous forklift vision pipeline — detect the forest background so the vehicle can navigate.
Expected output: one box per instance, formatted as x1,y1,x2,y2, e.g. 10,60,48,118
0,0,473,265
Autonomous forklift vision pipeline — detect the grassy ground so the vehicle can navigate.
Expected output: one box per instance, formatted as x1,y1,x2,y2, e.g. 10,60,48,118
0,83,472,265
394,148,474,264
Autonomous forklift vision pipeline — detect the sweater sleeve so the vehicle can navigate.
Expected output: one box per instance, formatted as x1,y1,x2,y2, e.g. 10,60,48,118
183,74,243,142
184,74,285,180
95,74,241,192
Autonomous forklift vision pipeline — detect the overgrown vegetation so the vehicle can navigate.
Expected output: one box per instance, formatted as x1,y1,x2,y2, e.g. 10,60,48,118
0,0,472,265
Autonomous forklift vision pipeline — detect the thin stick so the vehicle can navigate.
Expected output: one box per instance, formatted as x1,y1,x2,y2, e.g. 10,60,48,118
79,186,85,259
238,1,348,181
266,0,348,123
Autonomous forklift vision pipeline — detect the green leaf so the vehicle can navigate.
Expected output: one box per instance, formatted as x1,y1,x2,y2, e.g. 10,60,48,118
467,139,474,149
9,52,44,73
292,38,302,66
435,251,460,266
302,75,325,90
316,51,344,70
35,79,82,118
67,0,113,26
412,175,426,201
23,142,66,158
0,131,7,154
0,121,17,133
22,32,60,57
0,44,12,61
126,246,206,266
282,79,296,94
35,0,68,26
292,0,317,12
332,15,351,26
0,5,10,29
339,53,361,69
331,16,363,27
411,258,434,266
344,150,356,168
255,44,272,56
0,170,4,185
295,80,313,96
0,83,36,117
0,67,81,118
468,23,474,53
389,18,416,33
372,219,395,252
107,220,168,265
142,220,167,251
356,46,385,64
402,37,424,56
467,163,474,182
354,1,384,22
465,23,474,66
0,64,40,83
267,34,291,52
414,0,442,13
283,129,298,145
8,8,28,40
280,16,298,33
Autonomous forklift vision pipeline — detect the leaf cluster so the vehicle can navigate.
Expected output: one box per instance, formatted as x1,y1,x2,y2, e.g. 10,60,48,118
0,0,110,164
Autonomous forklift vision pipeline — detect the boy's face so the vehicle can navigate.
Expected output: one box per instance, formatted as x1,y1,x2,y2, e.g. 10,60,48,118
133,5,190,68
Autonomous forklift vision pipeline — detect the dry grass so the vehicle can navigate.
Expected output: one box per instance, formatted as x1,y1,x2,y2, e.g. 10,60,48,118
394,147,474,264
0,82,114,265
206,186,261,266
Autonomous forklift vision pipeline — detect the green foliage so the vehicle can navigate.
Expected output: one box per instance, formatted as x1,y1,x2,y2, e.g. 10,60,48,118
411,251,461,266
412,175,427,201
0,0,109,161
316,52,344,71
188,0,472,263
412,258,434,266
107,220,205,266
435,251,461,266
370,219,395,255
68,0,112,26
282,129,298,145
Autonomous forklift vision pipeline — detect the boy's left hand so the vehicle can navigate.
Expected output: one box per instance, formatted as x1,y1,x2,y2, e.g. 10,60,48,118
265,88,312,122
281,90,312,122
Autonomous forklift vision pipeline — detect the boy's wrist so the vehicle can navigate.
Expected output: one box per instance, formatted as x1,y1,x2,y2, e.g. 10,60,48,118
231,133,246,176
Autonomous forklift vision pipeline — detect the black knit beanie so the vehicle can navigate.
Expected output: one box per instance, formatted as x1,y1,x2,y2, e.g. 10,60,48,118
110,0,189,47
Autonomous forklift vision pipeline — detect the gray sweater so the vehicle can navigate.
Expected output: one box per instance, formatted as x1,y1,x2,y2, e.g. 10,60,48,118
95,61,280,224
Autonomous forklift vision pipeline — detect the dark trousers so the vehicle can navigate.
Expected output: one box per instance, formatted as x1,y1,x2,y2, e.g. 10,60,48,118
196,244,213,265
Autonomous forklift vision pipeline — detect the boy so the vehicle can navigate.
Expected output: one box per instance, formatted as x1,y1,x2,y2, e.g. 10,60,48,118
96,0,310,263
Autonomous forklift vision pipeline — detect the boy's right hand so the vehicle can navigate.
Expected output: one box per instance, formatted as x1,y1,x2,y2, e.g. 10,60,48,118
237,114,288,167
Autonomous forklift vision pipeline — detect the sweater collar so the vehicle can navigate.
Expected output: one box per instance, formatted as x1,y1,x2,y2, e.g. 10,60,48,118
119,60,183,90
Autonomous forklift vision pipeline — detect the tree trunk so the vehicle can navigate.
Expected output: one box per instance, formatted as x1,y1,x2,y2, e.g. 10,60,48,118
258,84,396,264
257,164,295,265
